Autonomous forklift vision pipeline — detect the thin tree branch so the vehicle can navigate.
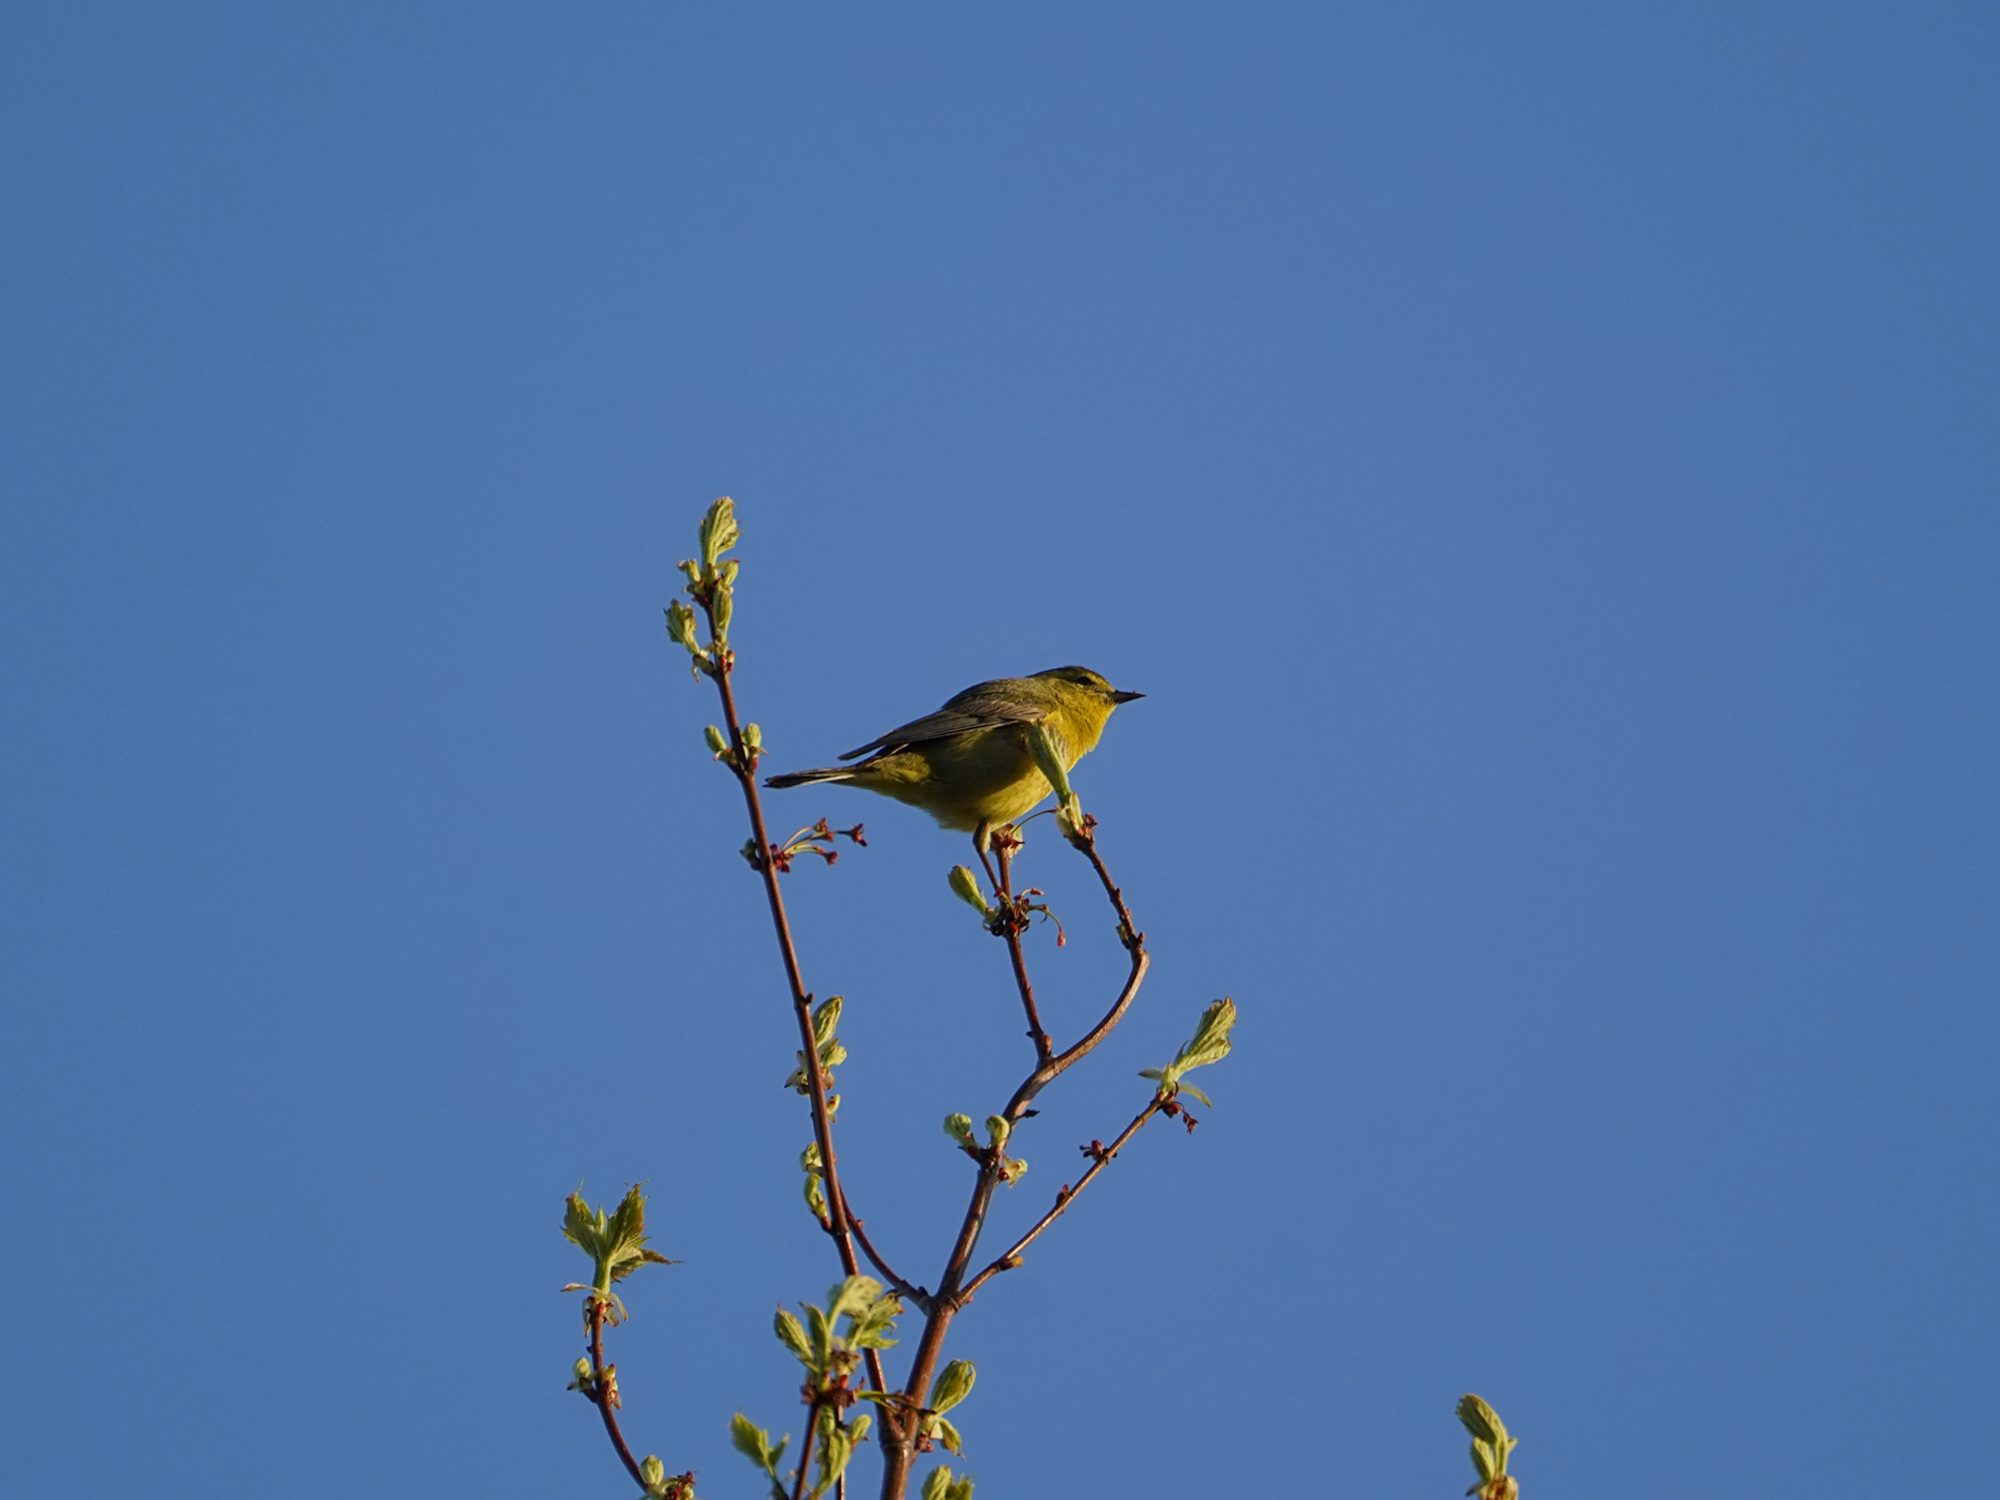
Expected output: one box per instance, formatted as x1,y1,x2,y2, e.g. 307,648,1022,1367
789,1403,820,1500
993,838,1052,1060
586,1302,646,1490
700,623,890,1399
879,820,1152,1497
849,1215,930,1312
961,1096,1162,1299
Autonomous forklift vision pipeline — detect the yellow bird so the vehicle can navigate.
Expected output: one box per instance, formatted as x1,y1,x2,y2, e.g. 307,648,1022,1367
765,666,1143,852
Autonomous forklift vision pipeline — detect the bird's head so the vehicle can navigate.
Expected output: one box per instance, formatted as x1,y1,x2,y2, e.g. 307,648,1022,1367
1033,665,1144,705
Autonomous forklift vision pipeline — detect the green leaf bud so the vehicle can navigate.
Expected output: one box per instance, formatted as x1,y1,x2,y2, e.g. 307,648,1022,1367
929,1359,976,1415
984,1116,1010,1150
1469,1437,1497,1481
943,1113,976,1148
664,599,700,652
705,725,730,758
826,1274,884,1325
818,1417,856,1490
948,865,992,915
811,995,843,1045
775,1307,812,1363
699,496,740,566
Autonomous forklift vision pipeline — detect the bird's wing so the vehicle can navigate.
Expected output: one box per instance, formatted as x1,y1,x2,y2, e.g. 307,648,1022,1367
839,679,1046,761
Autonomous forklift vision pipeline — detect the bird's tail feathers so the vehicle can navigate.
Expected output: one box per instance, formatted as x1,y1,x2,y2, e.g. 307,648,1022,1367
764,766,856,790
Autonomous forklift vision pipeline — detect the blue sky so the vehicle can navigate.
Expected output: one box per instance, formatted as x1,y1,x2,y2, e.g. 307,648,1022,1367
4,4,1995,1495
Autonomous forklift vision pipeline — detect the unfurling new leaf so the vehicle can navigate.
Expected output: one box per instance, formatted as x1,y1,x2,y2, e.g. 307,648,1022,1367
929,1359,976,1415
774,1307,812,1364
1139,996,1238,1108
949,864,993,916
730,1410,789,1495
800,1143,829,1223
560,1186,676,1325
1458,1393,1521,1500
922,1465,976,1500
785,995,847,1097
699,496,740,568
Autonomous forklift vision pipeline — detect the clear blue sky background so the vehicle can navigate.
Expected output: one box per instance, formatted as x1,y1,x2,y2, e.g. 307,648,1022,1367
5,4,1995,1496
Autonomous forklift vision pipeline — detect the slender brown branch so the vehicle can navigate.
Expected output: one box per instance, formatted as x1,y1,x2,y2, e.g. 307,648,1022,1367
586,1303,646,1489
879,821,1152,1497
849,1215,930,1311
701,629,890,1398
993,838,1052,1060
789,1403,820,1500
962,1097,1162,1299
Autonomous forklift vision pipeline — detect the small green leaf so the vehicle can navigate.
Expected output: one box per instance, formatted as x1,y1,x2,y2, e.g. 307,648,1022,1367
728,1412,762,1462
815,1410,856,1494
774,1307,812,1364
922,1467,975,1500
805,1303,833,1369
730,1412,786,1479
665,599,701,653
1470,1437,1497,1481
826,1275,884,1325
948,865,992,915
1147,998,1237,1098
561,1186,675,1300
1177,997,1237,1072
812,995,844,1047
984,1116,1010,1150
847,1292,902,1351
699,496,740,566
943,1113,976,1148
1457,1393,1508,1449
929,1359,976,1415
704,725,730,758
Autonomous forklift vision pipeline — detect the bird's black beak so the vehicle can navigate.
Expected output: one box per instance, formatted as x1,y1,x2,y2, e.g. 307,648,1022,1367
1112,689,1145,703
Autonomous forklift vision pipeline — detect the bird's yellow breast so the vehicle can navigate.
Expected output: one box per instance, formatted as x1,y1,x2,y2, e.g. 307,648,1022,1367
847,700,1105,831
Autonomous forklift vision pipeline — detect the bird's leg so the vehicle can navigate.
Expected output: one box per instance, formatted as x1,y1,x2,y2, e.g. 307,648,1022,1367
973,822,1000,894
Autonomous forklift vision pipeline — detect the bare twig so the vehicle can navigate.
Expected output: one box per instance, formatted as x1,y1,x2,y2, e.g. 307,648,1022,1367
850,1215,931,1312
993,837,1053,1060
789,1404,820,1500
878,820,1152,1496
962,1097,1162,1298
586,1303,646,1490
699,611,890,1400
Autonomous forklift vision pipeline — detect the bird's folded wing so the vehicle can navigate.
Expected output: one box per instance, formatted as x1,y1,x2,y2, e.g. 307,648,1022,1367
839,683,1047,761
